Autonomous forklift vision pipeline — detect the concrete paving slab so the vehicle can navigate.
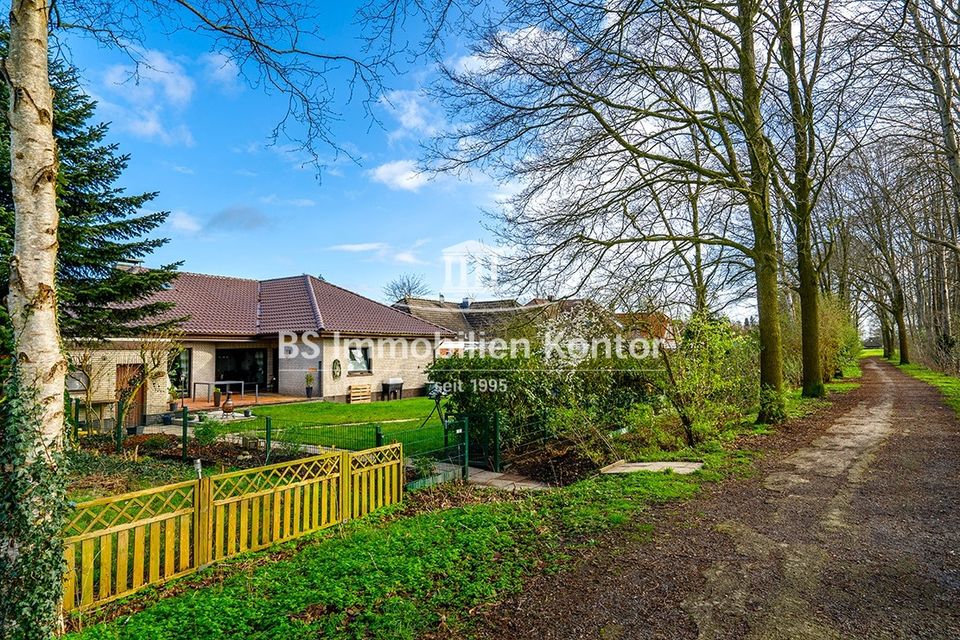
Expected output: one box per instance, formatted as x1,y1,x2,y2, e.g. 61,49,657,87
601,461,704,475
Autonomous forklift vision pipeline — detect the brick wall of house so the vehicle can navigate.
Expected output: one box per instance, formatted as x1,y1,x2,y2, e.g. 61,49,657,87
319,335,435,402
68,346,171,427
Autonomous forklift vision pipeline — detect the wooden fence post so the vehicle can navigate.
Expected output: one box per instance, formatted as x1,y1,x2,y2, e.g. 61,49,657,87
340,450,351,522
196,477,212,567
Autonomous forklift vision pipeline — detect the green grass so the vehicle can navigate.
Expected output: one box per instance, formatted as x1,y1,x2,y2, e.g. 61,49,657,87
253,397,438,425
66,466,709,640
892,361,960,417
860,347,884,358
230,397,448,457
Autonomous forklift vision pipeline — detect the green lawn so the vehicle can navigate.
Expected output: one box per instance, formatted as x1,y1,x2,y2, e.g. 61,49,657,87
235,397,448,457
64,371,867,639
253,397,438,425
65,459,709,640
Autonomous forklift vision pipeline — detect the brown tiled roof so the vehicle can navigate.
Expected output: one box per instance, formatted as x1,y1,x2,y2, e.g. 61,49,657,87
148,272,453,337
309,278,454,336
151,272,259,336
393,297,534,338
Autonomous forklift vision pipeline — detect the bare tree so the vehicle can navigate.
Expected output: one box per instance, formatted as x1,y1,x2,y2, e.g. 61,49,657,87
383,273,432,302
432,0,789,419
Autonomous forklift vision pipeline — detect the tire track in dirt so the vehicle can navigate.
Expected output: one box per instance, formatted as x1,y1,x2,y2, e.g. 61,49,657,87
475,359,960,639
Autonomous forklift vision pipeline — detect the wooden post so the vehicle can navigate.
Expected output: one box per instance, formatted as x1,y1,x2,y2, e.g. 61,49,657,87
340,450,351,522
181,407,189,463
462,416,469,482
115,399,124,453
493,411,501,473
195,477,212,567
265,417,272,464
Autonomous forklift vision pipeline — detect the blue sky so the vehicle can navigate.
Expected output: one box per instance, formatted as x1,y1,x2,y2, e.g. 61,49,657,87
62,5,504,303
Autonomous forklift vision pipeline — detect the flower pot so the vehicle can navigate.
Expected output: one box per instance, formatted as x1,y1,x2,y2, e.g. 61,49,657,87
213,391,222,407
162,414,173,426
169,401,178,412
222,392,235,414
305,387,313,398
243,409,252,417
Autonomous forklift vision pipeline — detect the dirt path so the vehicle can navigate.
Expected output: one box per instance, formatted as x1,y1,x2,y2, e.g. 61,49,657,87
478,359,960,639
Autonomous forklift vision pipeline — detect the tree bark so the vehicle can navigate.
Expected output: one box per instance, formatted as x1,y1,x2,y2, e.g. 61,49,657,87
5,0,65,451
738,0,784,420
894,291,911,365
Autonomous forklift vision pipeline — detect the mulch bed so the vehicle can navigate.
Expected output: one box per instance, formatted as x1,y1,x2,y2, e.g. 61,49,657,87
505,440,601,486
81,433,306,471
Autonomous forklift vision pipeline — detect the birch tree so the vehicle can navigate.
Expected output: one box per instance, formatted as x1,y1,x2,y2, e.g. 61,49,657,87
0,1,410,636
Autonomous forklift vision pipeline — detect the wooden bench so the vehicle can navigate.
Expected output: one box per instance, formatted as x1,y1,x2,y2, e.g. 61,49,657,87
349,384,372,404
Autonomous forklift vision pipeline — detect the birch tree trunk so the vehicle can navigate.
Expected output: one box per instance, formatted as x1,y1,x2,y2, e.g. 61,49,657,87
1,5,67,633
5,0,65,450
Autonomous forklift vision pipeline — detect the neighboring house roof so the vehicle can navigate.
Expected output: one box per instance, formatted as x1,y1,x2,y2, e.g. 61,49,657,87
150,272,453,338
392,297,532,338
615,311,671,340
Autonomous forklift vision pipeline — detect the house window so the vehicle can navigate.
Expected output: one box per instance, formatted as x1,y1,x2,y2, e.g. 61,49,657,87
216,348,267,385
347,346,372,374
169,348,192,393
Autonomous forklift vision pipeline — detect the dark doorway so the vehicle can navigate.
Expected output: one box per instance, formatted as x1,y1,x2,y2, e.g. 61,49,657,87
116,364,145,427
216,348,267,386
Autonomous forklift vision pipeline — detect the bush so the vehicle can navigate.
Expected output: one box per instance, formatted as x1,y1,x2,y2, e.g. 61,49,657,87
193,420,220,448
659,314,760,445
781,294,862,385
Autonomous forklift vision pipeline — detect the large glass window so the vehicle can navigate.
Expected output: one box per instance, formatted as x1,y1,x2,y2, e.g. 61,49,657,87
347,346,372,373
216,348,267,385
169,348,192,392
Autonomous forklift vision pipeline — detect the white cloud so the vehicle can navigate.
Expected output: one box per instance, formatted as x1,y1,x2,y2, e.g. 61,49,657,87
393,251,426,265
259,194,316,208
200,52,242,93
104,49,195,107
100,49,196,146
169,210,201,233
381,90,443,142
328,241,430,265
369,160,430,191
171,164,195,175
329,242,390,252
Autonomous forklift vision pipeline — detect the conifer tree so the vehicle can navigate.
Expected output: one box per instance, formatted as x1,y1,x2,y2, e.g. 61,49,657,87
0,49,180,340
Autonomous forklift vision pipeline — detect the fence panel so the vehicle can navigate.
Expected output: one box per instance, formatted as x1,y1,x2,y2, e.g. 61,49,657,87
207,451,344,561
63,480,200,613
64,443,405,614
347,444,404,518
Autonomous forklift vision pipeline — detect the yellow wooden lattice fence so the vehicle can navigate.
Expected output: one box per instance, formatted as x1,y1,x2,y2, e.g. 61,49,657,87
63,443,404,613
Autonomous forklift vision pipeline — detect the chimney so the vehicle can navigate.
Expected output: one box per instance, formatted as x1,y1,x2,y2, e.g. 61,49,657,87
439,293,445,305
547,295,556,302
460,297,471,309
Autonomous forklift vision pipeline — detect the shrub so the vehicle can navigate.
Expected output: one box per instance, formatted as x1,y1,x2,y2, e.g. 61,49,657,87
193,419,220,448
781,294,862,385
659,314,760,445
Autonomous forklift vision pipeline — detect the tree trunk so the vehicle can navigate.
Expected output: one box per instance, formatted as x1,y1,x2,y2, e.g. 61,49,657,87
777,0,824,398
6,0,64,449
879,310,892,359
894,301,911,365
737,0,784,421
2,2,67,635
